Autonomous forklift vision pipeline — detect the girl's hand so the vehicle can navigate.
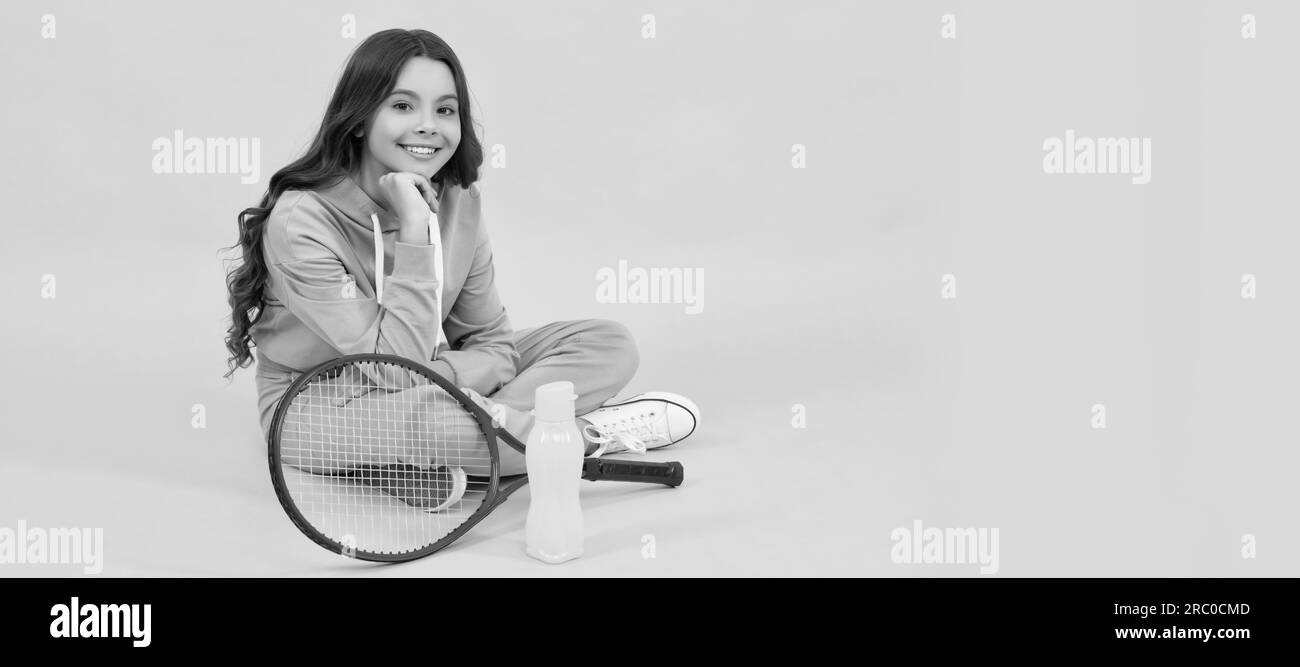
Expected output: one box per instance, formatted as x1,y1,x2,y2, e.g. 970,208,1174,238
462,387,509,429
377,171,440,228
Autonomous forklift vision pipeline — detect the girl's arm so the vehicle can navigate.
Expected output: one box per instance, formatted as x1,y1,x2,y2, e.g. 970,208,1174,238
435,214,520,397
263,192,447,384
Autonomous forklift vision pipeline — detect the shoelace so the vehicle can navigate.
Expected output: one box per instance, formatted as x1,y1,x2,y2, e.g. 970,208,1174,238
582,412,667,457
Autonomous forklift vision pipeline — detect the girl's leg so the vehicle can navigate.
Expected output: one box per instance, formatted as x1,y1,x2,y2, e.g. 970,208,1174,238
462,319,639,475
276,318,638,480
279,381,497,478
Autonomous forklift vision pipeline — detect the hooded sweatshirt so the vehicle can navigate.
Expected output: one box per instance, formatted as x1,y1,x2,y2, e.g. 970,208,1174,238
249,173,519,439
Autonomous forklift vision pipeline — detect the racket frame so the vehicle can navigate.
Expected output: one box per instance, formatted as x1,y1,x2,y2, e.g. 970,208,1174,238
267,353,511,562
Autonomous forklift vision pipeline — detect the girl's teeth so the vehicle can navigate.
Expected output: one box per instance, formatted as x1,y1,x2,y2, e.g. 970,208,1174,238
403,145,436,155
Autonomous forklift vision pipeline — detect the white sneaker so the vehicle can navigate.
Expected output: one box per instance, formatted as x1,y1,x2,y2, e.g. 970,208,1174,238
355,463,467,513
579,392,700,457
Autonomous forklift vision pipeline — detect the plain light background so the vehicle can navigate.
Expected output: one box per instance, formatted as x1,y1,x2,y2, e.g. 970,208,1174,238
2,0,1297,576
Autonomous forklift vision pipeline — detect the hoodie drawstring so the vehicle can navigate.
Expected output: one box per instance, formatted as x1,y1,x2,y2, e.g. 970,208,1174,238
371,213,385,305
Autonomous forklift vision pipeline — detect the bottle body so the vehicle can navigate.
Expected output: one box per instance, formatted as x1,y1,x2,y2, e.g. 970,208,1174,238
524,382,585,563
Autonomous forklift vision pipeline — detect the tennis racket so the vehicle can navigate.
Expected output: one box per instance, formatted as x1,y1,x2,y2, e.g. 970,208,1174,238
267,353,684,562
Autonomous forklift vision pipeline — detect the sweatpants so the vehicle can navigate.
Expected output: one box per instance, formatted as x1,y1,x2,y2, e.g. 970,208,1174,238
465,318,640,475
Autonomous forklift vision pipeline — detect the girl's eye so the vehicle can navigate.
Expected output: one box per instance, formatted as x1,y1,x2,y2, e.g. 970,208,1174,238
392,102,456,115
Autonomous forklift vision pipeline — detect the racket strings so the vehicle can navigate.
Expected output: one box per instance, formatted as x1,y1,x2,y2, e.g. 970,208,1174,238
277,360,496,557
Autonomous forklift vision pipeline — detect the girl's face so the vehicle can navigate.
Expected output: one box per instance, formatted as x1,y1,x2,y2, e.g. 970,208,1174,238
356,56,462,182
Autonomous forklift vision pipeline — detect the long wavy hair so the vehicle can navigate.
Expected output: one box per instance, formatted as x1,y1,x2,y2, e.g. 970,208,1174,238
221,29,483,380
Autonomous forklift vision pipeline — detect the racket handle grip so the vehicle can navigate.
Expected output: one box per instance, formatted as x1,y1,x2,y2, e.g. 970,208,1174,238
581,459,684,487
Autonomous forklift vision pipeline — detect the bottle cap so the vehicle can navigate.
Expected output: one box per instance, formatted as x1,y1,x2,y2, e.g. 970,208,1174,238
534,381,577,423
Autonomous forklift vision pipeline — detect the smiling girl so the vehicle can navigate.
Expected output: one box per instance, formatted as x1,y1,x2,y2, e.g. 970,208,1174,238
222,29,699,490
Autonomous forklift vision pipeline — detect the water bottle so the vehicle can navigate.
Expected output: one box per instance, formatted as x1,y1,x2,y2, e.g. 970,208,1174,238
525,381,584,563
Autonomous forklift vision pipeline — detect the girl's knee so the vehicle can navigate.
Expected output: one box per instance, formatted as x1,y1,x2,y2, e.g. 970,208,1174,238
588,319,639,381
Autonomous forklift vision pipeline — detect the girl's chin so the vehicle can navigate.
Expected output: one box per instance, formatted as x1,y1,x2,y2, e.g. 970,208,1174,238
385,159,440,177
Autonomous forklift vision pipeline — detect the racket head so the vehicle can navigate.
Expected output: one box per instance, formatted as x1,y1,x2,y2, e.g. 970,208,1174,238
267,353,509,562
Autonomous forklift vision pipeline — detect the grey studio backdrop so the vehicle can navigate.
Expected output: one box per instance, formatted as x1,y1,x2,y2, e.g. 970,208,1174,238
1,0,1296,576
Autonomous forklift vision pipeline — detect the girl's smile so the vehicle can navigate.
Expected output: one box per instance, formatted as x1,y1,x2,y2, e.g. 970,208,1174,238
398,144,443,159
